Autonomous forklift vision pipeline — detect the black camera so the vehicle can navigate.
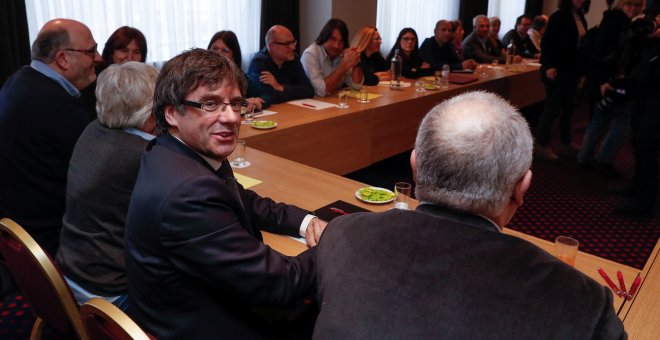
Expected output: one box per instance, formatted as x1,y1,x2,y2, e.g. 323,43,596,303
597,78,628,112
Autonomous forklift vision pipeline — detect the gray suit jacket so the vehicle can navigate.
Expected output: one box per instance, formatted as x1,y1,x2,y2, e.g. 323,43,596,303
314,204,626,339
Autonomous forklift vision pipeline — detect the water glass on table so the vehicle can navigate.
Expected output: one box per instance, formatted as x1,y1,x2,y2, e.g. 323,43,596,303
555,236,579,266
242,104,256,125
415,79,425,92
358,87,369,103
393,182,412,210
338,90,349,108
231,140,248,168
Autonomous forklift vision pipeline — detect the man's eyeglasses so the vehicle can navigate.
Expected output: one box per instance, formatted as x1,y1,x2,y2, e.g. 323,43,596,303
271,40,297,47
64,44,98,57
181,98,247,113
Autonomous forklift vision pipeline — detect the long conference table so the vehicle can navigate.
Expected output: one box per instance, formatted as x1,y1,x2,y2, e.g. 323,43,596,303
231,147,657,337
232,65,658,337
238,65,545,175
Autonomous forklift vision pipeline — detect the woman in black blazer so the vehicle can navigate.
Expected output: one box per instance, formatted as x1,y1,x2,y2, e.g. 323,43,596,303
536,0,588,160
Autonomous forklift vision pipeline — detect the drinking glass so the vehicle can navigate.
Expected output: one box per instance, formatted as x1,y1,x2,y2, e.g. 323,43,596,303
492,59,499,67
555,236,579,266
338,90,349,108
358,87,369,103
415,80,425,92
242,104,255,125
394,182,412,210
434,70,441,85
231,140,247,167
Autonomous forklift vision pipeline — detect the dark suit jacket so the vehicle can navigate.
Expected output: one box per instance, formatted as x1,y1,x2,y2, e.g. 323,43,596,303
0,66,91,256
419,37,464,71
502,29,540,58
462,32,506,64
247,48,314,104
314,204,626,339
125,134,316,339
541,8,587,79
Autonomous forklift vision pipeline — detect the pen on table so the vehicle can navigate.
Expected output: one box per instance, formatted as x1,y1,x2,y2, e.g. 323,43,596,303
329,207,348,215
616,271,626,297
597,268,620,295
302,103,317,108
626,273,641,300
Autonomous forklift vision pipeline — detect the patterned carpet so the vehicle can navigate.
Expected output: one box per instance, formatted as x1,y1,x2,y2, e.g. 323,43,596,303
346,103,659,270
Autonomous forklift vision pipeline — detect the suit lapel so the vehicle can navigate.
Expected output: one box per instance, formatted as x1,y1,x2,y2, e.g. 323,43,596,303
154,134,260,238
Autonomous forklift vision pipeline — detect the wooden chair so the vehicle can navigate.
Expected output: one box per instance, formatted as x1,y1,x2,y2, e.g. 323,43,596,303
0,217,88,340
80,298,153,340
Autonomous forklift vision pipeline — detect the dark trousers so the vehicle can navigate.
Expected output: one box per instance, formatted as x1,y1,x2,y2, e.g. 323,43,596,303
537,74,577,146
630,96,660,210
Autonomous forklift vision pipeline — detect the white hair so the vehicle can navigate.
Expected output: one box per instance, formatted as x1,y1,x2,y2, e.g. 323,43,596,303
96,61,158,129
414,91,533,216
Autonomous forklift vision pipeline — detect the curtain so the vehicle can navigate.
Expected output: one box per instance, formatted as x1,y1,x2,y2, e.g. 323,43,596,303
525,0,544,17
458,0,488,35
1,0,31,86
260,0,300,54
376,0,460,56
24,0,262,70
487,0,527,39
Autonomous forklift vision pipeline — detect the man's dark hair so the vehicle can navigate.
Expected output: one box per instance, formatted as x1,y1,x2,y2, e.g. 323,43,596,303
315,19,349,46
153,48,246,136
531,16,547,31
31,27,70,63
515,15,531,27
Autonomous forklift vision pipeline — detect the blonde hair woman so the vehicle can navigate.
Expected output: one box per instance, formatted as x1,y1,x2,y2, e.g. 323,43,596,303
351,26,390,85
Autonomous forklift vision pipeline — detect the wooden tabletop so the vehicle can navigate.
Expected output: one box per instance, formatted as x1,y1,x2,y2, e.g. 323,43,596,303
238,64,544,175
232,146,640,313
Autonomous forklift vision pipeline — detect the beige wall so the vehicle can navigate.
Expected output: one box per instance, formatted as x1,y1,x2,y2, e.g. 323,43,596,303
300,0,377,49
542,0,609,28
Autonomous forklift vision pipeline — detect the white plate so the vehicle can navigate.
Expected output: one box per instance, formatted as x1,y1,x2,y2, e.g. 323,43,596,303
355,186,396,204
251,120,277,129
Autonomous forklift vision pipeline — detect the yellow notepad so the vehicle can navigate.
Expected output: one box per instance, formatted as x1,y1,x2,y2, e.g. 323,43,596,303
235,173,262,189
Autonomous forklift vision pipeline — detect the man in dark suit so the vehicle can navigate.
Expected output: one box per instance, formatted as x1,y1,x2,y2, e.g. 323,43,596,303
463,15,507,64
419,20,477,71
124,49,326,339
0,18,101,257
502,15,541,58
248,25,314,104
314,91,626,339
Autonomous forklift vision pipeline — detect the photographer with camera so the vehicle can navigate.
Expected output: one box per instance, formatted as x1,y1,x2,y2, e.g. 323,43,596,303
616,10,659,217
577,0,646,178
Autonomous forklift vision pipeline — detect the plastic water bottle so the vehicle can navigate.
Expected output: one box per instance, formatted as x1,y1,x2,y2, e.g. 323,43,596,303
441,63,450,89
506,41,516,68
390,49,402,89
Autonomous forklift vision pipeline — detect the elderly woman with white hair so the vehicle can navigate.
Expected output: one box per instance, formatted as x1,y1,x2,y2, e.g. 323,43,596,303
55,61,158,311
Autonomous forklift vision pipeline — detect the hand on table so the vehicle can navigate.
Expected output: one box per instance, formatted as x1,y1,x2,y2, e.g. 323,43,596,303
305,217,327,247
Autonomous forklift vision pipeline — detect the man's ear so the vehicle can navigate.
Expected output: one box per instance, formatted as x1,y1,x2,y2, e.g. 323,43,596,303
164,105,179,128
512,169,532,206
54,51,70,71
410,149,417,184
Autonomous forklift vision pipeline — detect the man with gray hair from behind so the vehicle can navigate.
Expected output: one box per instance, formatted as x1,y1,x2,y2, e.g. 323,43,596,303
313,91,626,339
56,61,158,311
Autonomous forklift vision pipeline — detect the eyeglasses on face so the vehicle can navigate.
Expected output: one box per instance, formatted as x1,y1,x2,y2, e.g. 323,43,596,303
64,43,98,57
372,37,382,42
271,40,297,47
401,37,416,42
180,98,247,113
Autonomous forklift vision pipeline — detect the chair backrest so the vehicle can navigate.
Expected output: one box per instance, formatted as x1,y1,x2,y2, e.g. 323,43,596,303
0,217,88,339
80,298,153,340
